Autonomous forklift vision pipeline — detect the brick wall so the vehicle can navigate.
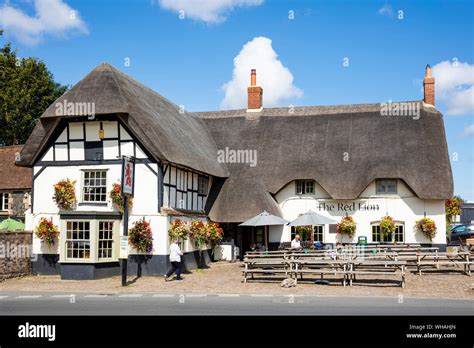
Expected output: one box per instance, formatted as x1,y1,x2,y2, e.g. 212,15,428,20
0,231,32,281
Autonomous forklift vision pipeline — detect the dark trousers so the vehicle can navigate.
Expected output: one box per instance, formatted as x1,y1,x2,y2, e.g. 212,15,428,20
166,261,182,279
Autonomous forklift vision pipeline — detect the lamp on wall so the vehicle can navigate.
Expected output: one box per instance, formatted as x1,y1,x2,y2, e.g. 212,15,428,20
99,129,105,140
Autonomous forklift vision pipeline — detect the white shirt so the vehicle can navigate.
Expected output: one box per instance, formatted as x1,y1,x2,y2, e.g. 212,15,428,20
169,242,183,262
291,239,301,249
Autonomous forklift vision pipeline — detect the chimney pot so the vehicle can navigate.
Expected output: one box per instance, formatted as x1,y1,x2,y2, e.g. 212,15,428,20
250,69,257,86
247,69,263,111
423,64,435,106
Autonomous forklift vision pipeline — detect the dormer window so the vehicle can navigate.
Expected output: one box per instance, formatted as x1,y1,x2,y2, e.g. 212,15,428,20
296,180,315,195
376,179,397,195
198,176,209,196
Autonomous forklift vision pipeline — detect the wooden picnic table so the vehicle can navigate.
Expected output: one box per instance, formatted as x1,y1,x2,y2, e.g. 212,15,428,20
290,259,349,286
347,260,406,288
416,251,471,275
242,258,293,283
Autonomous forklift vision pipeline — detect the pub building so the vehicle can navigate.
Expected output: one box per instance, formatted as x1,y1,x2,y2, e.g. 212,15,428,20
17,63,452,279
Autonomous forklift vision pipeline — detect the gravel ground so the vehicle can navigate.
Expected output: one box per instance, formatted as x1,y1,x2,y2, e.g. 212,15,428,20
1,261,473,299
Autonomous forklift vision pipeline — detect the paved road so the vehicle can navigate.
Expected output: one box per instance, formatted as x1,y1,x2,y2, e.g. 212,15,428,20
0,292,473,315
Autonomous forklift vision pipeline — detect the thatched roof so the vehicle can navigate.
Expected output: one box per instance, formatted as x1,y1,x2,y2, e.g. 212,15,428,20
196,104,453,222
16,64,453,223
0,146,31,190
16,63,228,178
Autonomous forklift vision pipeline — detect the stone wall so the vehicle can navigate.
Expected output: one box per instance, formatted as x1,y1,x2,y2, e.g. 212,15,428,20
0,231,32,281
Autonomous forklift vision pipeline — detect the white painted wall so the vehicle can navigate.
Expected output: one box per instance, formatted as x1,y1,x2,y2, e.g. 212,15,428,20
273,180,447,245
29,119,212,260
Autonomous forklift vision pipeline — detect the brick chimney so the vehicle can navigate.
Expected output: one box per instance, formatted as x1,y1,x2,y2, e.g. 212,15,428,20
247,69,263,111
423,64,435,106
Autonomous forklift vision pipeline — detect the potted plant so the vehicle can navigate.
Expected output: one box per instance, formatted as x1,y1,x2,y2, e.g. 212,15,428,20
415,217,437,241
110,183,133,213
128,219,153,253
34,218,60,247
380,215,396,242
52,179,77,210
336,216,356,239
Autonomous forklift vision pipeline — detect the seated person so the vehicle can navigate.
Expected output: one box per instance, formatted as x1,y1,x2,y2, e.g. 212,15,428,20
291,234,302,249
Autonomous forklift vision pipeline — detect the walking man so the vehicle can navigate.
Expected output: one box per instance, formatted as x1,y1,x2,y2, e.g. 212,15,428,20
165,239,183,281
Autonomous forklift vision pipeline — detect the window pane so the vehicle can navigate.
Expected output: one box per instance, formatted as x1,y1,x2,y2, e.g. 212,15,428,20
305,181,314,194
98,221,114,260
296,181,304,194
65,221,91,260
83,170,107,202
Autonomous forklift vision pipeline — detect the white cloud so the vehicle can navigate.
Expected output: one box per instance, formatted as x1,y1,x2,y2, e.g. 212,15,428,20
0,0,87,45
431,60,474,115
378,4,394,17
158,0,263,23
463,124,474,137
221,36,303,109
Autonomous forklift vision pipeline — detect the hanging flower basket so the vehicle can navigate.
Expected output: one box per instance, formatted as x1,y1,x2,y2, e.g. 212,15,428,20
109,183,133,213
415,217,437,241
128,219,153,253
34,218,60,247
189,221,207,249
207,221,223,249
380,215,396,238
445,197,462,223
53,179,77,210
336,216,356,238
169,219,190,241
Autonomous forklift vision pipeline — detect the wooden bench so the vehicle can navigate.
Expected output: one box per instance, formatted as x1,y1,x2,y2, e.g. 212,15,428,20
416,252,471,275
347,260,406,288
242,258,293,283
291,259,349,286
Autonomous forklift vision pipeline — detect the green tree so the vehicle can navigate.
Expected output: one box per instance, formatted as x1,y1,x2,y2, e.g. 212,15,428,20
0,31,67,145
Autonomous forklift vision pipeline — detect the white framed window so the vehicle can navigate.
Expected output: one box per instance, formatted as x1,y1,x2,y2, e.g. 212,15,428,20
372,223,404,243
313,225,324,242
98,221,114,260
296,180,315,195
198,175,209,196
376,179,397,195
82,170,107,202
66,221,91,260
61,220,118,263
0,192,9,211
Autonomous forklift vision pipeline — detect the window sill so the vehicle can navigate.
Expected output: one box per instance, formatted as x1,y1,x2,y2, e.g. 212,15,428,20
78,202,108,207
59,259,119,264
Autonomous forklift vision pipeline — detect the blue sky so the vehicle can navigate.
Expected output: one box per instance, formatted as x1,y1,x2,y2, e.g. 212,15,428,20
1,0,473,200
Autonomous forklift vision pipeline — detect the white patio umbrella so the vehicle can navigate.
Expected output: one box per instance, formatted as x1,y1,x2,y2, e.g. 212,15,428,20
287,210,337,227
239,211,289,250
